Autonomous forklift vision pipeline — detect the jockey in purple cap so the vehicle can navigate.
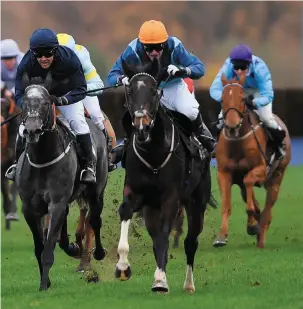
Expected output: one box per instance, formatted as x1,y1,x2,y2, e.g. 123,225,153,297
209,44,286,159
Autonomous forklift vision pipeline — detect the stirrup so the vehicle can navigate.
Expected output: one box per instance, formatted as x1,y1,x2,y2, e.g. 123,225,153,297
5,164,17,180
80,167,96,183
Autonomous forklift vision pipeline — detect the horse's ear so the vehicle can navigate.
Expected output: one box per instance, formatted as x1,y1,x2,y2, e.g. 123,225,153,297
122,59,136,79
221,74,228,86
239,73,246,86
22,72,30,89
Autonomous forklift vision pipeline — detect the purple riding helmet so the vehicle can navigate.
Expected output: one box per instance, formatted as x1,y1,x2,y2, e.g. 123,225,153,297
229,44,252,63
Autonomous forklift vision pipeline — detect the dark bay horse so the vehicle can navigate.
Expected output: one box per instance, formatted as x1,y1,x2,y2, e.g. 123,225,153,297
1,93,21,230
213,74,291,248
16,84,108,290
114,61,212,293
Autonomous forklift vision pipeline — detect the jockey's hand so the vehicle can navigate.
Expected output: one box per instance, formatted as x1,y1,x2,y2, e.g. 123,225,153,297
4,89,13,98
245,95,257,110
51,95,68,106
118,75,130,86
167,65,191,77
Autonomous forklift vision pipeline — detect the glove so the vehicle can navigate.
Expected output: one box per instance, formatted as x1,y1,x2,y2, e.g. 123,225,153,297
118,75,130,86
167,65,191,77
51,95,68,106
245,95,257,110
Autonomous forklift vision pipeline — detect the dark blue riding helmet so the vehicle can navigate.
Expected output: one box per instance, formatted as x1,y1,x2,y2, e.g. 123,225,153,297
230,44,252,63
29,28,59,50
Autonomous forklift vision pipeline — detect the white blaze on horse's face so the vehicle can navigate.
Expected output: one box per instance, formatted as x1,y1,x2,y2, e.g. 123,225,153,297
137,81,146,90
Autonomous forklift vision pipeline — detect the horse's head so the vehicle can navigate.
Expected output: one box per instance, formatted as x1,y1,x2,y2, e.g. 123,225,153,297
221,74,246,137
22,83,55,144
122,59,162,142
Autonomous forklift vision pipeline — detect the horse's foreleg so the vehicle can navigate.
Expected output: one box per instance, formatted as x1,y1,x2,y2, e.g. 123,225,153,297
213,170,232,247
258,170,285,248
40,202,67,291
115,188,134,281
243,166,266,237
72,207,87,256
23,207,45,290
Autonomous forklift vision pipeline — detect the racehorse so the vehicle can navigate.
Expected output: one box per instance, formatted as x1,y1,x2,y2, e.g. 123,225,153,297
213,74,291,248
15,78,108,290
1,91,21,230
114,60,212,293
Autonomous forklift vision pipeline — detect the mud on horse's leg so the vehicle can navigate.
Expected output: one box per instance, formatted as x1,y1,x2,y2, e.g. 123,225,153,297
115,185,133,281
213,171,232,247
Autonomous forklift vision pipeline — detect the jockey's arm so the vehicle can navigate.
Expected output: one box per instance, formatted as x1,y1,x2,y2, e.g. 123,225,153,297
63,54,87,104
77,45,104,96
209,58,231,102
107,45,139,86
15,54,28,107
253,60,274,108
172,38,205,79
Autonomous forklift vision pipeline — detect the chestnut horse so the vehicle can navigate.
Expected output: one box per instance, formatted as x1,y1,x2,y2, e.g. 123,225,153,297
213,74,291,248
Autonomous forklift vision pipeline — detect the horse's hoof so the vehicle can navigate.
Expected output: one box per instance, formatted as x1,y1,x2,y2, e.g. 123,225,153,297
76,262,93,273
151,280,169,293
213,236,227,247
66,242,81,259
247,224,260,236
184,285,195,294
93,248,107,261
115,265,132,281
39,278,51,291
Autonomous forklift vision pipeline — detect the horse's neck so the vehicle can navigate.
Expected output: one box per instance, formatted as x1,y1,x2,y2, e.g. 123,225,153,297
27,128,64,164
240,110,259,136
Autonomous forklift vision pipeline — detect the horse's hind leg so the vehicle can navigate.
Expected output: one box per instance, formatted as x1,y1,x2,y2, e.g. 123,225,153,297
88,191,106,261
2,178,12,230
257,170,285,248
213,170,232,247
23,207,45,290
240,185,261,235
172,206,185,248
40,202,67,291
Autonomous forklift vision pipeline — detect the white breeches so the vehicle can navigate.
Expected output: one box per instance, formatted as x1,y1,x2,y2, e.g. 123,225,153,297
83,96,105,130
160,79,199,121
56,101,90,135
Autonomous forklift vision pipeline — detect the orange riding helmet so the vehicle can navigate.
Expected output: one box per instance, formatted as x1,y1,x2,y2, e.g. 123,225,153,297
138,20,168,44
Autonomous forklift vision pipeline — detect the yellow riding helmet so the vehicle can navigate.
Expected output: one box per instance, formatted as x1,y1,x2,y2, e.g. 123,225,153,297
138,20,168,44
56,33,76,51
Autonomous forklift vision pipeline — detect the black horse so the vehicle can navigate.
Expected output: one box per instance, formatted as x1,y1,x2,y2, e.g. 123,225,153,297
114,61,212,293
15,83,108,291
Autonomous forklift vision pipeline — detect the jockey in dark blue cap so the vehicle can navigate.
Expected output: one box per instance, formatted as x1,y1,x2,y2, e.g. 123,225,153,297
5,28,97,183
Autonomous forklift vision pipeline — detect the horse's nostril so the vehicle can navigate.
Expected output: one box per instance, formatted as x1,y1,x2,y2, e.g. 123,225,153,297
35,128,42,134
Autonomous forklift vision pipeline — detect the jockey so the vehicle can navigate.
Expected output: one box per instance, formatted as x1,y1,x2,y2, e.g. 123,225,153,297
209,44,286,159
56,33,117,172
1,39,24,97
5,28,96,184
107,20,215,159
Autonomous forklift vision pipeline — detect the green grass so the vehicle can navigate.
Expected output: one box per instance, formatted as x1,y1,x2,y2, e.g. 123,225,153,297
2,166,303,309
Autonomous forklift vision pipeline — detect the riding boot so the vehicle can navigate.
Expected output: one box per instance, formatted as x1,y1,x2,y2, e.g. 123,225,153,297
192,113,216,156
5,134,26,181
76,134,96,184
110,138,129,167
102,129,117,172
266,126,286,159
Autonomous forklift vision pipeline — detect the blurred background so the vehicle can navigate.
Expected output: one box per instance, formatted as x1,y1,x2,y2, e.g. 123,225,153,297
2,1,303,163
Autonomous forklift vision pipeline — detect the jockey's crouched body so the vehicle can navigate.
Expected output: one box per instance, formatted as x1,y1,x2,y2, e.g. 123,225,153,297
56,33,117,172
108,20,215,164
5,28,96,183
210,44,286,159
